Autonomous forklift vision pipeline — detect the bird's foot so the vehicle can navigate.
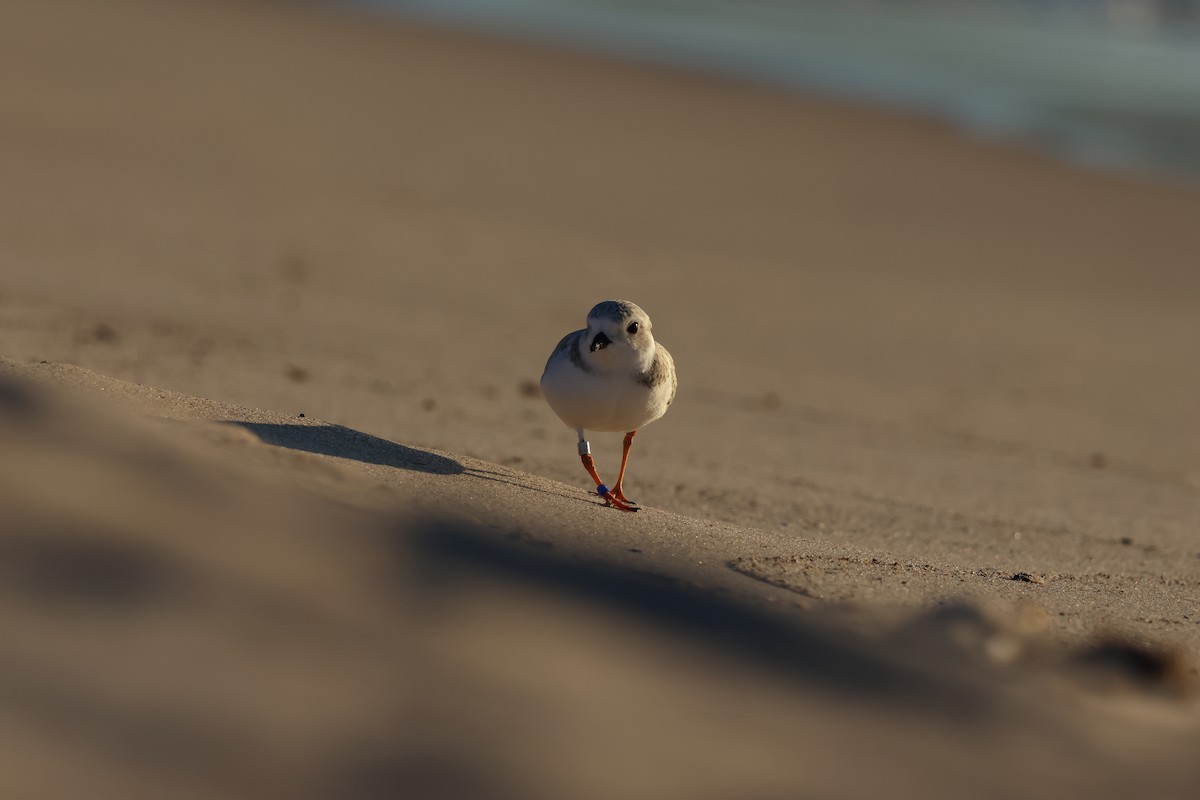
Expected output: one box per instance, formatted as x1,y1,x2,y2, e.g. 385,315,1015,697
597,484,638,513
611,485,638,508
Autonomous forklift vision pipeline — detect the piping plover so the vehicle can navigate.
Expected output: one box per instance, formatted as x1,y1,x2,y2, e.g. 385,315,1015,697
541,300,677,512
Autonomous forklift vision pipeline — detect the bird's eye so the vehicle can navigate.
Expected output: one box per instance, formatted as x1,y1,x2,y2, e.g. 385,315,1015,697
627,321,640,334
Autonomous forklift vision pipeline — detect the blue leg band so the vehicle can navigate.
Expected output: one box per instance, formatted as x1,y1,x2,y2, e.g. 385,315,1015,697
596,483,609,496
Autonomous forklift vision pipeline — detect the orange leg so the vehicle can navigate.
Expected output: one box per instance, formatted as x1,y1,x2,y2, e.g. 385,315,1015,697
580,454,637,512
611,430,638,506
577,429,637,512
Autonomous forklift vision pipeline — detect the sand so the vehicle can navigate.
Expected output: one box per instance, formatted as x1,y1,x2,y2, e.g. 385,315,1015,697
2,0,1200,797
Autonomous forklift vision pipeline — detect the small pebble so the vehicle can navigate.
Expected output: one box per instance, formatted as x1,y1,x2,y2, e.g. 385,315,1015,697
91,322,119,343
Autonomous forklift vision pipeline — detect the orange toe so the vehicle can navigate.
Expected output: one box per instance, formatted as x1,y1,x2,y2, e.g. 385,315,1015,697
601,489,638,512
611,487,638,506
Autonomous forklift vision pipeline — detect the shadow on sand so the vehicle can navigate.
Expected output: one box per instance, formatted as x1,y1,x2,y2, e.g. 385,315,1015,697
231,421,608,511
401,519,984,716
229,422,463,475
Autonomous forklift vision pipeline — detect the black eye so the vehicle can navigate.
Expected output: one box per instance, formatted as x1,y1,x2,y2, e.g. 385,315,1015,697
627,321,639,334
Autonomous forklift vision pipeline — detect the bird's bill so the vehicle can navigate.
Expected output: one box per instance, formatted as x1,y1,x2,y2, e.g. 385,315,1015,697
589,331,612,352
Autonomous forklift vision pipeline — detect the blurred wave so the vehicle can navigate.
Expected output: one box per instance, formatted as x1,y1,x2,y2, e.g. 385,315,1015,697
351,0,1200,182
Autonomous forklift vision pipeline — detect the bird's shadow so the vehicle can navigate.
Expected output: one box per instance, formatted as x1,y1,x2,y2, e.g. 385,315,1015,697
229,421,617,511
228,422,464,475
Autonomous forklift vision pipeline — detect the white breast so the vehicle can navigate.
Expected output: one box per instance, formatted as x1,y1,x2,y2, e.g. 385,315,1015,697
541,334,674,433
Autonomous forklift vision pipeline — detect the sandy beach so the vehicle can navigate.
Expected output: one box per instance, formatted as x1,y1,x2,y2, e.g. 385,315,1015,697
2,0,1200,796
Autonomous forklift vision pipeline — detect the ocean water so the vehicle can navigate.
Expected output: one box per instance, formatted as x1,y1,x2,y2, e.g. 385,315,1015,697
344,0,1200,183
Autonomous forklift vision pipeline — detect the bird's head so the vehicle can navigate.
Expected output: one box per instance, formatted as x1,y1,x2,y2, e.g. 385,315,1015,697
583,300,655,364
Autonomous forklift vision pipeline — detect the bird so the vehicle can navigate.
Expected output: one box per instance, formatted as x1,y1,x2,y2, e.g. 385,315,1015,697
540,300,677,512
